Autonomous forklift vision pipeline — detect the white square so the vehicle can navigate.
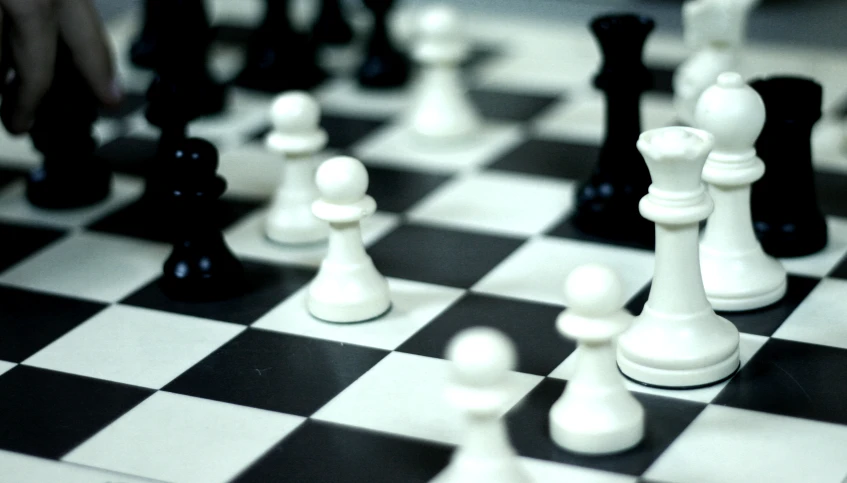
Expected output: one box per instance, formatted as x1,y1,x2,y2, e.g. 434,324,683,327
253,278,465,350
0,360,15,377
224,208,400,268
644,405,847,483
64,391,304,483
24,305,243,389
473,236,654,307
313,352,542,444
0,176,142,229
522,457,638,483
0,450,160,483
352,122,524,174
0,231,169,303
315,78,413,118
774,278,847,350
780,217,847,278
549,333,769,404
533,92,677,144
409,171,576,237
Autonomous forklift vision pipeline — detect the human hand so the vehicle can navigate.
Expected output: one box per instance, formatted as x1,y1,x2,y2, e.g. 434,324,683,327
0,0,122,134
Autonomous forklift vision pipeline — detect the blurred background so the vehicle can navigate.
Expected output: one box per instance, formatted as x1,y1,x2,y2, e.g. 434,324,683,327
94,0,847,49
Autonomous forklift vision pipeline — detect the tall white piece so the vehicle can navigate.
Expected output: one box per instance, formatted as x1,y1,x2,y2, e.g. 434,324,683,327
673,0,758,126
307,156,391,323
617,127,740,388
265,91,330,245
407,4,481,142
431,327,531,483
697,72,787,311
550,264,644,455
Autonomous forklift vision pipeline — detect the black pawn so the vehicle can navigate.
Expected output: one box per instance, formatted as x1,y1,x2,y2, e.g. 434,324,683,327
751,77,827,257
357,0,410,88
313,0,355,46
145,0,226,123
570,14,655,247
27,41,111,209
235,0,326,92
129,0,166,69
159,138,244,301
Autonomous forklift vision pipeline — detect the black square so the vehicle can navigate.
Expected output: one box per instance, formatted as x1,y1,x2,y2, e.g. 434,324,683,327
252,114,386,151
164,329,388,416
0,221,65,274
0,166,24,189
213,24,254,45
815,170,847,219
717,275,820,336
463,44,502,71
368,223,525,288
547,216,656,251
507,378,705,476
0,286,106,362
399,293,573,376
469,89,559,122
98,92,147,119
0,366,152,459
122,260,315,325
714,338,847,425
488,138,598,180
647,64,676,95
366,166,450,213
89,196,261,243
829,255,847,280
95,135,158,176
233,420,450,483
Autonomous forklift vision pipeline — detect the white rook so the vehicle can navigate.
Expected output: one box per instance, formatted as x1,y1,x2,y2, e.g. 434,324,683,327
617,126,740,388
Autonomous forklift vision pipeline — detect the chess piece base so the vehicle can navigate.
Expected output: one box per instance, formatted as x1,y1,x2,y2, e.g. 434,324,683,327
701,246,787,311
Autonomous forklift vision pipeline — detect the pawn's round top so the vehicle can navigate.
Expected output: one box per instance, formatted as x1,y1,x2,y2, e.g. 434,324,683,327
271,91,320,134
446,327,516,387
563,264,625,317
315,156,369,204
418,4,460,39
695,71,765,153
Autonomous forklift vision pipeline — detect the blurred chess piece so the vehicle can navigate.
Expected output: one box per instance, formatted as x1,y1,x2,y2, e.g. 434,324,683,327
673,0,759,125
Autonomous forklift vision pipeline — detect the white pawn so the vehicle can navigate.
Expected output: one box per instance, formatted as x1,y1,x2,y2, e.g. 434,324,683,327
265,91,329,245
697,72,787,311
431,327,531,483
407,5,481,142
549,264,644,455
308,156,391,323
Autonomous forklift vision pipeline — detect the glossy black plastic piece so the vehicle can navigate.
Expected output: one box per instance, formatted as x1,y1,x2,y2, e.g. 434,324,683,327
570,14,655,247
313,0,355,46
751,76,828,257
235,0,326,92
158,138,244,301
27,41,111,209
356,0,410,89
129,0,165,69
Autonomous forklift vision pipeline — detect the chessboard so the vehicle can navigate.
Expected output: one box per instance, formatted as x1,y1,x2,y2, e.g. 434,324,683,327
2,1,847,482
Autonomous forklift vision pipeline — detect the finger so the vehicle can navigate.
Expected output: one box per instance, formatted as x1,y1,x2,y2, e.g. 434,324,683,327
56,0,121,106
2,1,57,134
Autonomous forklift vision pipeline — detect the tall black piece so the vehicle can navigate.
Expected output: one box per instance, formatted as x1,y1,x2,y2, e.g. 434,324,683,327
570,14,655,247
159,138,244,301
313,0,355,46
235,0,326,92
129,0,166,69
27,41,111,209
357,0,410,88
146,0,225,123
750,76,827,257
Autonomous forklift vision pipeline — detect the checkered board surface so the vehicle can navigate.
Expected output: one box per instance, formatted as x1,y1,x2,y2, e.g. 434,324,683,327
2,1,847,482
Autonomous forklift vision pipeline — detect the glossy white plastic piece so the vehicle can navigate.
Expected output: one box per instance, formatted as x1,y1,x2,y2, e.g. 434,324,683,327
431,327,531,483
407,5,481,142
617,127,740,388
265,91,330,245
307,156,391,323
697,72,787,311
673,0,758,125
549,264,645,455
